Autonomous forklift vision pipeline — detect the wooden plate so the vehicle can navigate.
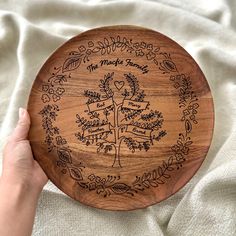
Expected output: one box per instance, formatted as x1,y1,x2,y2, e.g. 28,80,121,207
27,25,214,211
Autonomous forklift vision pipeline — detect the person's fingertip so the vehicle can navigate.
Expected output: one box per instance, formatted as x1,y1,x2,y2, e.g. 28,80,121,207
18,107,30,124
19,107,25,120
9,108,31,142
24,108,31,124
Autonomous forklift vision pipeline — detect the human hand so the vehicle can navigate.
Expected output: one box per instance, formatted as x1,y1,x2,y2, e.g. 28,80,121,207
1,107,48,194
0,108,48,236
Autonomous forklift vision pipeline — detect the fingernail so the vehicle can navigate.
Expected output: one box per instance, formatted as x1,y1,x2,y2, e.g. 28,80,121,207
19,107,25,119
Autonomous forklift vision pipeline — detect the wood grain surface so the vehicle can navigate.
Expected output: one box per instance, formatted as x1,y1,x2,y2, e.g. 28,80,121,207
27,25,214,211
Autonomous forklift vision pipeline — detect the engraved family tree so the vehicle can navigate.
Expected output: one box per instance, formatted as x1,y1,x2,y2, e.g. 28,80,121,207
37,33,200,198
74,72,166,168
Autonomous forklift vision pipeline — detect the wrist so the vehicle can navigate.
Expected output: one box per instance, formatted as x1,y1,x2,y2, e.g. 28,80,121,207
0,175,42,202
0,177,40,236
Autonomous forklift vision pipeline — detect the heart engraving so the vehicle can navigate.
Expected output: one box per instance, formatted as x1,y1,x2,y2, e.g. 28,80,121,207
114,81,124,90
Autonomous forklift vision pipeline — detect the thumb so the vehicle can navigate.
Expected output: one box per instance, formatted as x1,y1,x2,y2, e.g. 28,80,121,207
10,108,31,142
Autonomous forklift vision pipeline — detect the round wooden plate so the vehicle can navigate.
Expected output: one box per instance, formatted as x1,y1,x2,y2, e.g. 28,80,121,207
27,25,214,211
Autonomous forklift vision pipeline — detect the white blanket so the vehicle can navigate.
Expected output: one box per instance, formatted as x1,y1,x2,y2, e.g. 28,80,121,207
0,0,236,235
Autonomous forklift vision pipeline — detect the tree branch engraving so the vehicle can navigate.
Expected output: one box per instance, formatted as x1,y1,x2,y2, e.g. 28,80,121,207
74,72,166,168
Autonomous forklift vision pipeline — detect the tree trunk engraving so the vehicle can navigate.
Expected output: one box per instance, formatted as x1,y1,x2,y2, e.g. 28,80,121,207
75,72,167,167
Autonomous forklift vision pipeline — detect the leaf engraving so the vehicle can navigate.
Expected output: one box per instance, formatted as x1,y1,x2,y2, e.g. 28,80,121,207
62,56,82,72
57,148,72,164
111,183,130,194
69,167,83,181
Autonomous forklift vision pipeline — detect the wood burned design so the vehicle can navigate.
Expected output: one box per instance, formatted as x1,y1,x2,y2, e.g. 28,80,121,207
41,67,70,103
74,72,166,168
61,36,161,73
37,34,200,198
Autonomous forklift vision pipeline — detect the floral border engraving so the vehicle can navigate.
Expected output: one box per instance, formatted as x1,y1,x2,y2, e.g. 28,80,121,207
38,35,199,197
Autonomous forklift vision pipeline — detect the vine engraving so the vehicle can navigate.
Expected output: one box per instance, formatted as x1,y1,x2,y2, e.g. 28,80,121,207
38,34,199,197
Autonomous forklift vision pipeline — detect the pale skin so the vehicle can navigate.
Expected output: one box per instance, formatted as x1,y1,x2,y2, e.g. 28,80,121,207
0,108,48,236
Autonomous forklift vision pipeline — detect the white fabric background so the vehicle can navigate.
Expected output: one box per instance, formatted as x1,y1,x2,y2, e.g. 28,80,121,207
0,0,236,235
